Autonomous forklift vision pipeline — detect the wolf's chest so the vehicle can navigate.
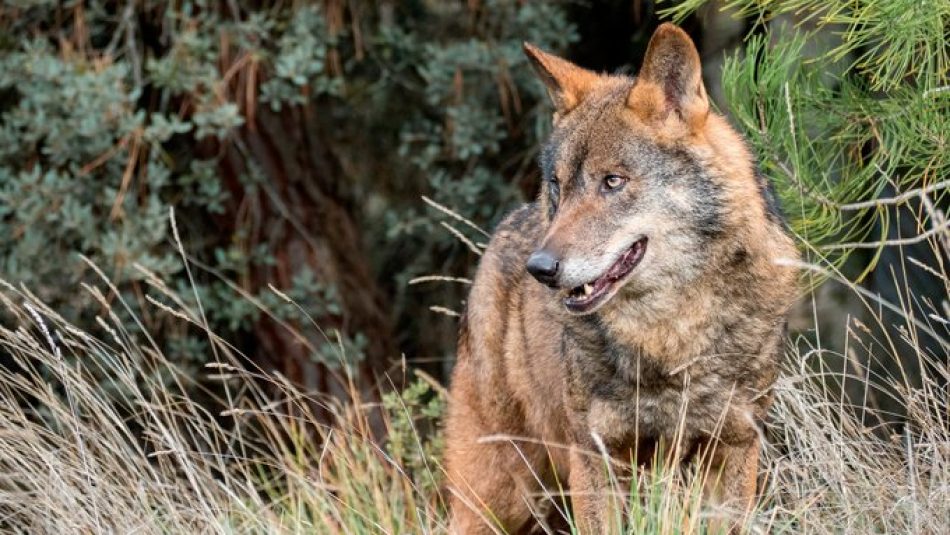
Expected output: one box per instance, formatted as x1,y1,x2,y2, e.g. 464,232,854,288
564,333,757,449
583,369,736,447
560,304,771,451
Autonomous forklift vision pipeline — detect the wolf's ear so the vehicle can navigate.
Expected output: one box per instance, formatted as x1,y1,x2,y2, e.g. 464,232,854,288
628,23,709,131
523,42,600,118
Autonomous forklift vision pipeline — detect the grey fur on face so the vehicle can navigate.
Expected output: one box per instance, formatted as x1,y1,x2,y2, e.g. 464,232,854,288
536,80,724,300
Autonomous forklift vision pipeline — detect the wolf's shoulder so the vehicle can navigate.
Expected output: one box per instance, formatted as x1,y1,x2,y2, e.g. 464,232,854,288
477,203,544,283
489,202,544,251
494,203,543,236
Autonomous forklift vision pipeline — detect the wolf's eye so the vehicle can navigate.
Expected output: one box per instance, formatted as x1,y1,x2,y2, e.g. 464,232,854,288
548,180,560,211
602,174,627,192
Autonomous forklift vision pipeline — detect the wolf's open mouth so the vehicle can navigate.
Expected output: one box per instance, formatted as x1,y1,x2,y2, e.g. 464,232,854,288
564,237,648,314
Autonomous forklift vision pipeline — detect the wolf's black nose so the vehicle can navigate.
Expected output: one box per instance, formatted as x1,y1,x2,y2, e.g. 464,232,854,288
526,250,560,286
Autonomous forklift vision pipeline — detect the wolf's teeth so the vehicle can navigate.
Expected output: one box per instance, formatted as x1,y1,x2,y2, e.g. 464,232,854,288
583,283,593,295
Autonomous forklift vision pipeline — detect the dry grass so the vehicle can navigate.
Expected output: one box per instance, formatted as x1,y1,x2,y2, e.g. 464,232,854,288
0,245,945,534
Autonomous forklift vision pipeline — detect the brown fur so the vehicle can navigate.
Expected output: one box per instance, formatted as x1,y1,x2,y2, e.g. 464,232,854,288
444,24,799,534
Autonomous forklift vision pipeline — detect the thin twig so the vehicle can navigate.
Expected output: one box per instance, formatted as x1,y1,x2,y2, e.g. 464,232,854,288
421,195,490,237
819,219,950,250
922,85,950,98
428,306,460,318
440,221,483,256
408,275,472,285
104,1,135,56
835,180,950,211
123,3,142,90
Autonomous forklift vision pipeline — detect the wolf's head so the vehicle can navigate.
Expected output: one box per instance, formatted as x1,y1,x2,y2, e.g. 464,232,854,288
523,24,773,315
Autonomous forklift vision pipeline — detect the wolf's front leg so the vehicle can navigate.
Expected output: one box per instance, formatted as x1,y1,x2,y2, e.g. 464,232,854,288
700,440,760,535
701,400,763,506
444,394,549,534
445,434,544,534
568,446,621,534
707,441,759,508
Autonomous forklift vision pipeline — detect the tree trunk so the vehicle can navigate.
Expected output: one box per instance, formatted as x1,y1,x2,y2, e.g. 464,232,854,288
217,104,395,417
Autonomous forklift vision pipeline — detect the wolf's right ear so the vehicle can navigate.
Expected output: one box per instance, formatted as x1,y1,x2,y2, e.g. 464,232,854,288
523,43,600,119
628,23,709,132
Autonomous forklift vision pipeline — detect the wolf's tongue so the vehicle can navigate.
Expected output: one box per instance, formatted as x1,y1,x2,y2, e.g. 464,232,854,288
604,245,635,280
592,276,610,292
570,239,647,300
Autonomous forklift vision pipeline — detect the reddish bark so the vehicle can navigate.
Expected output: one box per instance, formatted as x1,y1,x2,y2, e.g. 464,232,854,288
216,104,395,416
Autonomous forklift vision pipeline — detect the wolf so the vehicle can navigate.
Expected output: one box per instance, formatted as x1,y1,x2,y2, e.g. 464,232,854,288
443,23,799,534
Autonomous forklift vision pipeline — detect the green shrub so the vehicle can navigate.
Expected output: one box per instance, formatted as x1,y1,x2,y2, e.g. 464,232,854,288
0,1,577,387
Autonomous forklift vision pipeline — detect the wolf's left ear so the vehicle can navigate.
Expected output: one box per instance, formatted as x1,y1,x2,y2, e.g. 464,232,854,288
628,23,709,131
523,42,601,119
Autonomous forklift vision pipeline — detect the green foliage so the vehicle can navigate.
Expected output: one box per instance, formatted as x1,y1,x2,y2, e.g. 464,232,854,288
260,6,341,109
671,0,950,93
0,42,175,294
662,0,950,276
0,1,577,382
382,375,446,495
375,5,576,243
